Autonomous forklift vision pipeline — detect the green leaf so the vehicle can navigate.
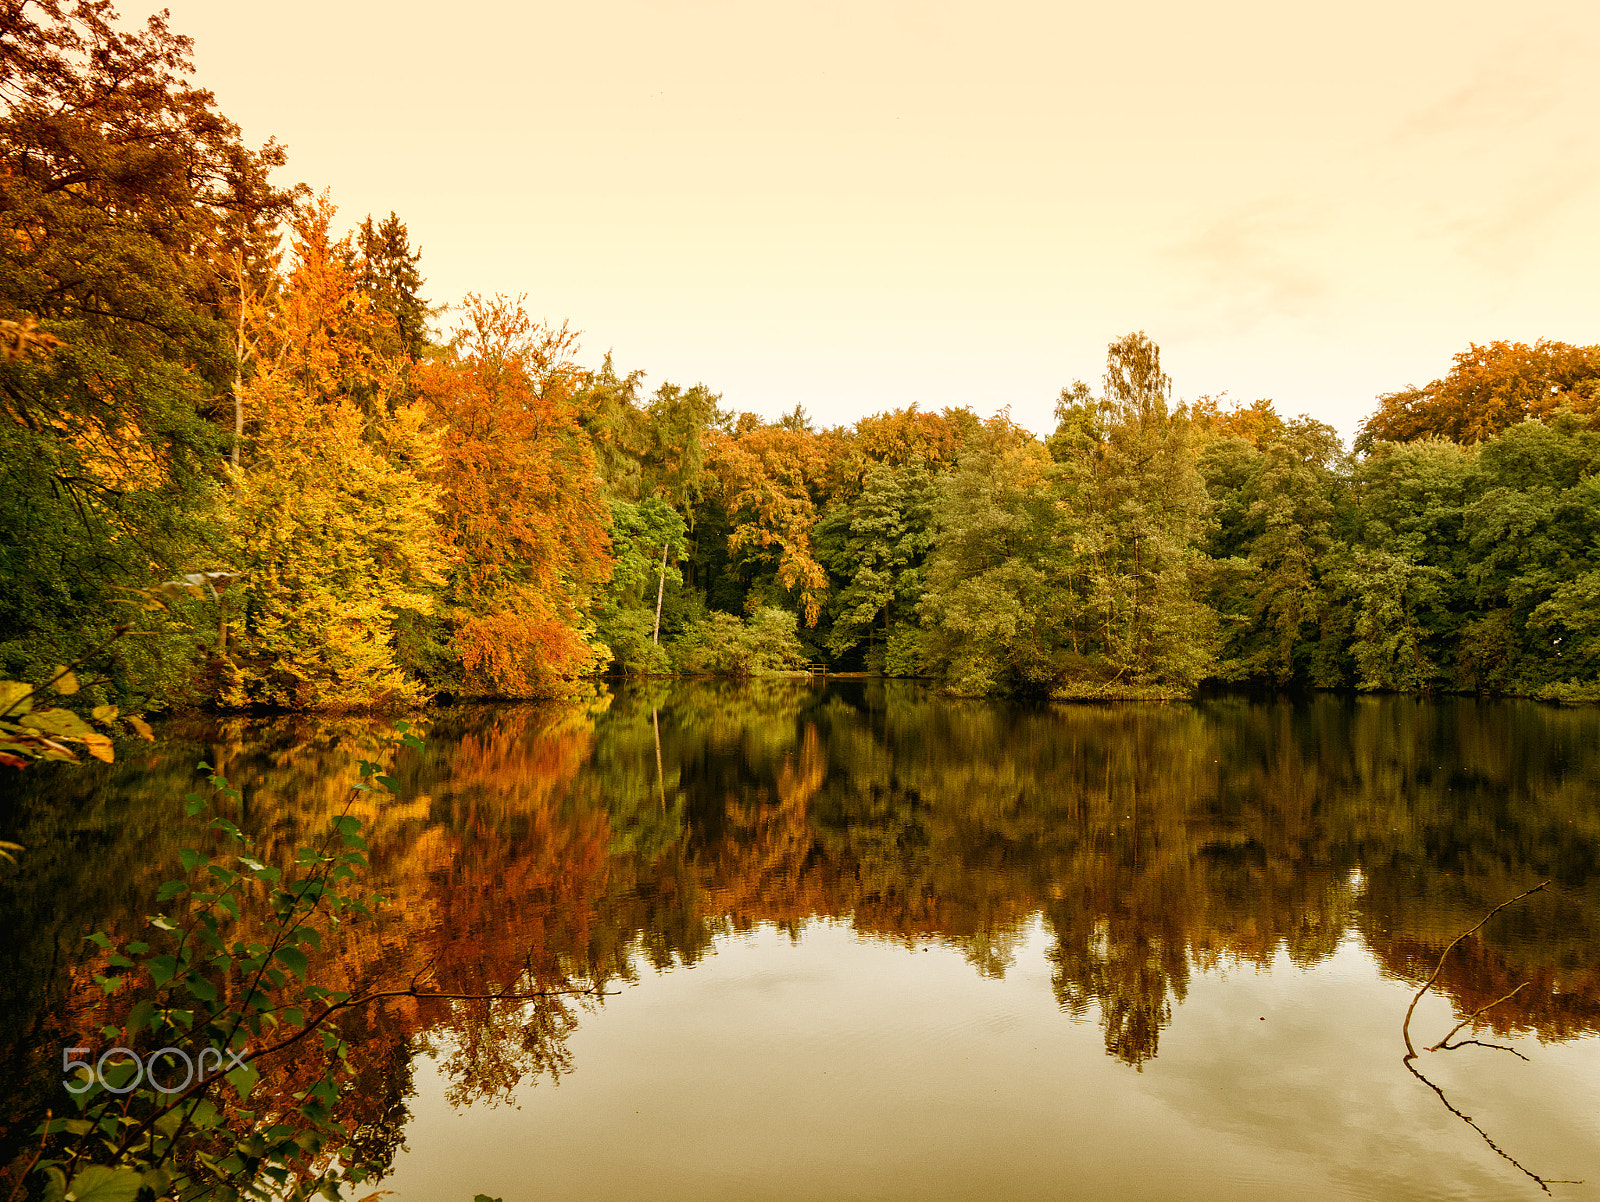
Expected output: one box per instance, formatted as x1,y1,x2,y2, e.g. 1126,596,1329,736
140,1167,174,1195
0,681,34,716
147,955,178,988
156,880,186,901
185,976,218,1002
179,848,202,872
64,1165,143,1202
20,707,92,738
273,946,309,980
126,999,154,1034
85,932,110,949
225,1062,260,1101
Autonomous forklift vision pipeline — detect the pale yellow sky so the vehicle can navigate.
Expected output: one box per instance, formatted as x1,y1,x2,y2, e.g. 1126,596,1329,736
170,0,1600,441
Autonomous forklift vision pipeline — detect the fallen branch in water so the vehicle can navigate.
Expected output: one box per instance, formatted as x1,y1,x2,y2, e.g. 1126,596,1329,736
1401,880,1550,1059
1401,1056,1579,1194
1432,984,1534,1056
1398,878,1584,1194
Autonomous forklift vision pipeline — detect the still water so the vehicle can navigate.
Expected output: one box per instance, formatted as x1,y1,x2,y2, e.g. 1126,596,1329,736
2,681,1598,1199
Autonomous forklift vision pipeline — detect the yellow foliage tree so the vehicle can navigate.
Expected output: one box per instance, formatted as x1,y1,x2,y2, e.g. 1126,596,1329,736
221,199,445,710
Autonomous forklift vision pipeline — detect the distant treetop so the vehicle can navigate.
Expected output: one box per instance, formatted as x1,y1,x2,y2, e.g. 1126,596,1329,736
1356,340,1600,451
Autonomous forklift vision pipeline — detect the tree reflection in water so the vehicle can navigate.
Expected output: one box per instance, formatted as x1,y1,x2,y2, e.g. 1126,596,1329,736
1,682,1598,1181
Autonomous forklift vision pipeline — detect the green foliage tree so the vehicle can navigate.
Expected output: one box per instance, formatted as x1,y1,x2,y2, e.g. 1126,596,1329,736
1460,413,1600,699
815,459,937,671
1045,334,1218,696
1199,412,1348,684
593,499,689,674
669,607,807,677
0,1,294,702
918,416,1061,696
353,212,431,362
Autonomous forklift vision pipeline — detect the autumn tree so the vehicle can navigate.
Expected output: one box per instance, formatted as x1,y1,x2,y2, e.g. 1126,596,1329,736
1357,340,1600,450
0,0,293,699
222,200,445,710
415,295,612,696
703,416,836,625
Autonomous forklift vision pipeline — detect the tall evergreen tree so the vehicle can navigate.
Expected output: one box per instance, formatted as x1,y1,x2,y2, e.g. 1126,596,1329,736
354,211,430,361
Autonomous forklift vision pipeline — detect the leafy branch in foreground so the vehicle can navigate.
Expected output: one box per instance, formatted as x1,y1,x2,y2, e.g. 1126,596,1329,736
0,626,153,771
0,572,239,774
9,724,590,1202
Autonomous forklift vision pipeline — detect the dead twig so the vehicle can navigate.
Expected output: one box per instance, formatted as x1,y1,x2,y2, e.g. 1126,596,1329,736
1402,1057,1580,1195
1401,880,1549,1058
1431,983,1533,1054
1398,879,1584,1193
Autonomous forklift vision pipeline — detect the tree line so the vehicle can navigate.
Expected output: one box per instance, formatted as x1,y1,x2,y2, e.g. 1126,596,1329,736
5,3,1600,710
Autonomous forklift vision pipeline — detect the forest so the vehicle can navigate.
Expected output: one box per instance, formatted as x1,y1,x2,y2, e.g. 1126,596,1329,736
6,3,1600,713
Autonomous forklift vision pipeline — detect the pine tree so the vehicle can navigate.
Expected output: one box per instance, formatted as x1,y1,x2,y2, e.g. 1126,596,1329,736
354,212,431,361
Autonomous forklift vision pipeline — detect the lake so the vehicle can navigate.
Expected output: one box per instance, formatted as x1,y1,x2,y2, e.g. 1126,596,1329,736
2,681,1598,1199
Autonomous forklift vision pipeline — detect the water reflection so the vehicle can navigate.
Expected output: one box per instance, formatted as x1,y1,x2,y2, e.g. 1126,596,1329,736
1,684,1598,1187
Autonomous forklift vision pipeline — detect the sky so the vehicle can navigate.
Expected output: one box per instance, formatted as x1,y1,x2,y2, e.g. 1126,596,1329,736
165,0,1600,443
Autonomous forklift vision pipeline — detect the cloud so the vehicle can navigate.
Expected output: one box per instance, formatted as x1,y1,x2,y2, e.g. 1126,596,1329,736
1395,39,1570,143
1165,200,1330,331
1441,143,1600,275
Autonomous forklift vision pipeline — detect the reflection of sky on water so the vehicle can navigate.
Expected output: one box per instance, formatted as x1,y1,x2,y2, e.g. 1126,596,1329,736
384,921,1600,1201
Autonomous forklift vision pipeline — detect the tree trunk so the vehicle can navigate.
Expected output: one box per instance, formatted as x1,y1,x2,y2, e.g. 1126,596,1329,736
653,540,668,645
232,366,243,470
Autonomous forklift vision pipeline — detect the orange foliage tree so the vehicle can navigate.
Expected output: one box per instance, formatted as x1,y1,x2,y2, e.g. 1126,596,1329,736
841,405,969,487
1189,395,1288,447
224,198,444,710
1357,340,1600,450
704,416,837,624
416,296,612,696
